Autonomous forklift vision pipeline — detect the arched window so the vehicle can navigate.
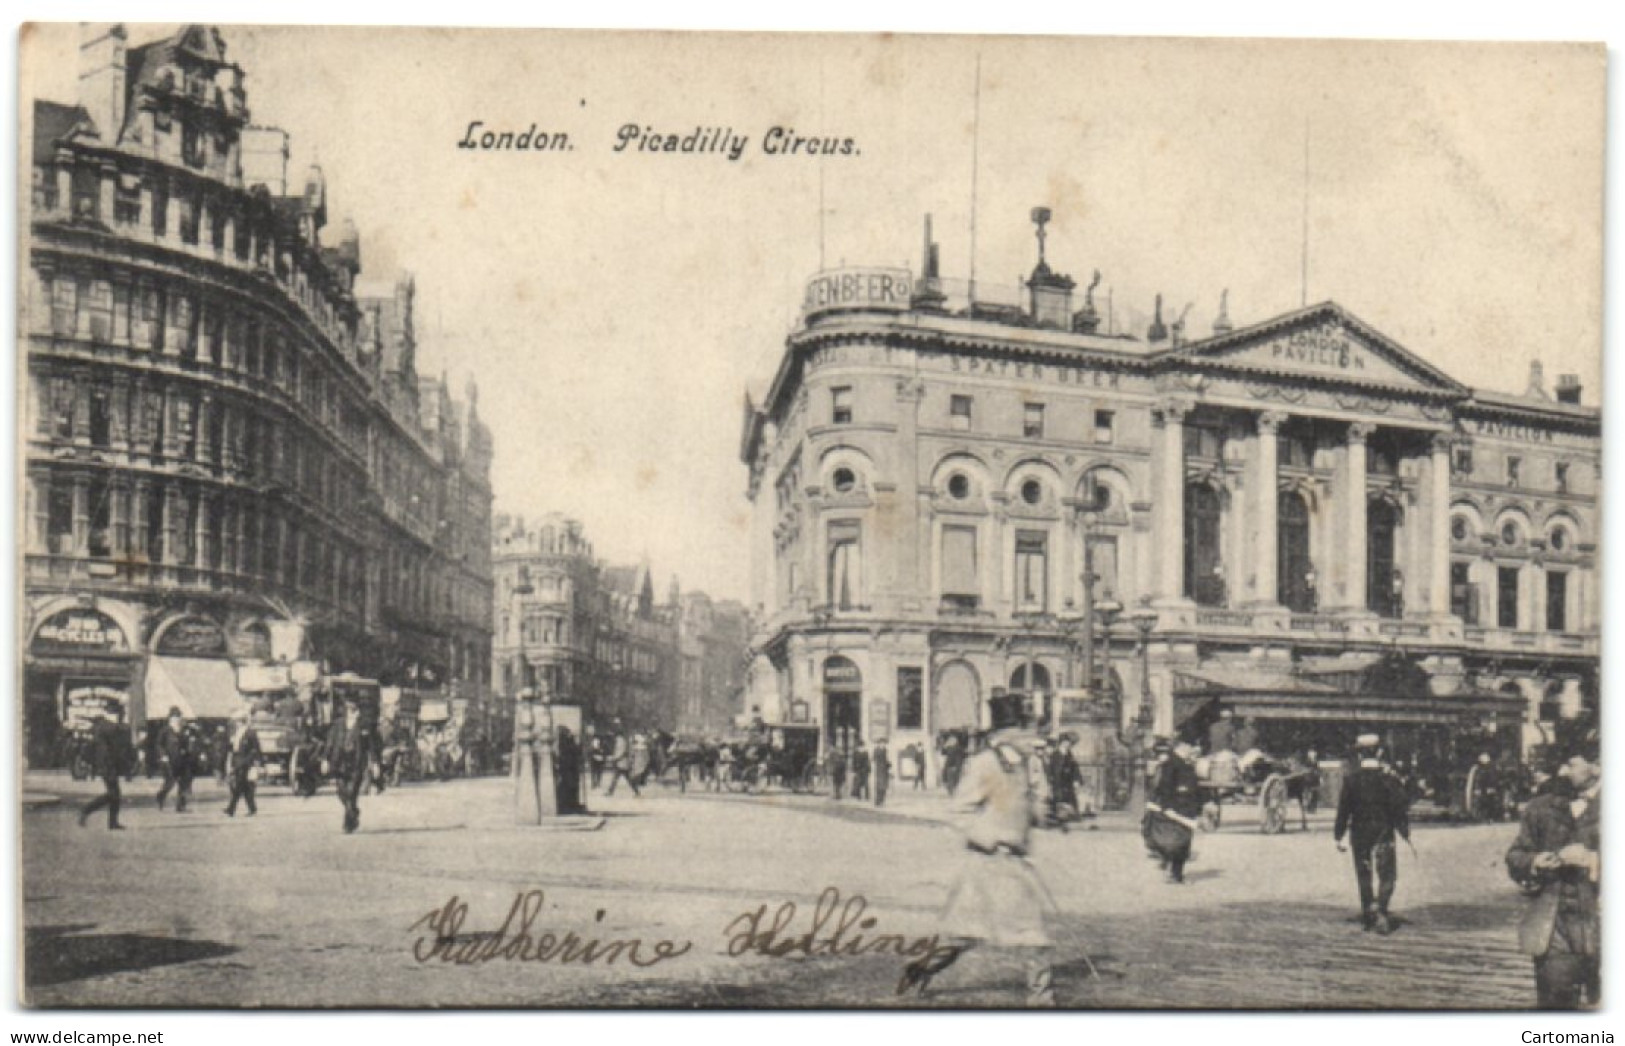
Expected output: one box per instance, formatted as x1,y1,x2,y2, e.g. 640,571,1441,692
1278,489,1313,612
1368,499,1401,618
1184,484,1224,606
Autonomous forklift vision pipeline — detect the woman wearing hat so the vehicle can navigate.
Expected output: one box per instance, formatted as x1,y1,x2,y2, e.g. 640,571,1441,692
899,725,1057,1006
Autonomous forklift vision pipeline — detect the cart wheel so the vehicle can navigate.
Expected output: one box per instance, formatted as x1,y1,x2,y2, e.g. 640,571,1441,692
1200,800,1221,832
1260,775,1289,835
1463,765,1480,821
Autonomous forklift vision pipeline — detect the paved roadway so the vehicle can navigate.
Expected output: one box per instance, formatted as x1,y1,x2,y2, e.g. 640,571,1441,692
21,771,1539,1009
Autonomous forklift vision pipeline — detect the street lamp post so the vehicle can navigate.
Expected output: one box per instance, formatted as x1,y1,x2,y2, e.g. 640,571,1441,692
1128,610,1159,813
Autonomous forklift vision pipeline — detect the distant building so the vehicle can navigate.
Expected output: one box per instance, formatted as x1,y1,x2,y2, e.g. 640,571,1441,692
21,24,493,766
491,514,750,736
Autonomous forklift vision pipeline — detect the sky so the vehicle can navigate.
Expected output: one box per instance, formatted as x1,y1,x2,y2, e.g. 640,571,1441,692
20,25,1606,604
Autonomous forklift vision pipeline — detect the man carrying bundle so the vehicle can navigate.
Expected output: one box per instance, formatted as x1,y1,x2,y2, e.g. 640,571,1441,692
1144,739,1202,884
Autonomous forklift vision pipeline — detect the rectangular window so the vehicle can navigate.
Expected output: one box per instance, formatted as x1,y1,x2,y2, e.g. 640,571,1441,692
177,397,197,459
112,283,131,343
133,285,161,348
51,277,77,337
1555,462,1570,494
145,393,165,456
1015,531,1048,610
52,379,75,441
145,487,164,563
114,182,141,224
88,478,111,558
1450,562,1477,624
1094,409,1115,444
1546,571,1568,632
1506,456,1521,488
1497,566,1520,629
831,386,852,425
46,486,73,555
950,394,973,430
827,520,862,610
896,667,923,731
1453,445,1474,476
1023,403,1046,439
1089,535,1120,601
86,280,113,341
942,525,979,602
1283,433,1314,468
88,389,111,447
181,494,199,567
1183,425,1224,459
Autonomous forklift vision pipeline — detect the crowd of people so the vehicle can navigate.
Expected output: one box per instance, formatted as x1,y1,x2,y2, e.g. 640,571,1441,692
67,696,1598,1009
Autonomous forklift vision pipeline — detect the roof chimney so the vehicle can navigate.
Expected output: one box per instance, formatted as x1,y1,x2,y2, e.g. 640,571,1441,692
1212,289,1233,335
78,24,128,143
1072,270,1102,334
1556,374,1582,405
1526,360,1549,399
912,213,947,312
1147,293,1168,343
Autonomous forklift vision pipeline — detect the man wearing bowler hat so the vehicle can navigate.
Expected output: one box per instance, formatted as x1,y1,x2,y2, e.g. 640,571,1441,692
1334,733,1412,934
154,705,197,813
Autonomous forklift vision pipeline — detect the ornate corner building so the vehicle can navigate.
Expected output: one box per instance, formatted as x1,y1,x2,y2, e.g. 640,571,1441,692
740,217,1599,788
21,25,494,766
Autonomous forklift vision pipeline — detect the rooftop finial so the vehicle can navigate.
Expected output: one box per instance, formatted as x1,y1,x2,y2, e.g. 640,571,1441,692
1030,206,1052,266
1147,293,1168,343
1213,288,1232,334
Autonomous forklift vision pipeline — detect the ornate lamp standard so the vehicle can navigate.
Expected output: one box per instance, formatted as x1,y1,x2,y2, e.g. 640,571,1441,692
1126,609,1160,812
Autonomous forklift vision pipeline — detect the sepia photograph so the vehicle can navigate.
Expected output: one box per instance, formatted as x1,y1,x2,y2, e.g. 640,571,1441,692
11,17,1607,1014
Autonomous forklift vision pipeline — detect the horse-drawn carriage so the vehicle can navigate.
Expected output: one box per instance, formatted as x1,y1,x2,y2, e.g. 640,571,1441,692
1193,749,1320,834
719,724,824,794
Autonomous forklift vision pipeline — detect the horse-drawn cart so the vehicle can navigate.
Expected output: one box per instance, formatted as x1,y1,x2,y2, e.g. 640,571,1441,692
1194,750,1320,834
721,723,824,794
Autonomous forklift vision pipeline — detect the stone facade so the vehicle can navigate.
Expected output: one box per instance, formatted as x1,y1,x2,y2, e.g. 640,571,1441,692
22,25,493,766
741,221,1599,784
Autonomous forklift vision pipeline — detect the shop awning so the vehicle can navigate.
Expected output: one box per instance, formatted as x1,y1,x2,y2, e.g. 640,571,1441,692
145,657,246,721
1173,668,1526,728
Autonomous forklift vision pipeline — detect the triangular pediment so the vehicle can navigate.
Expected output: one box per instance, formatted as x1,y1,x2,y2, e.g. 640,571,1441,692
1169,302,1467,396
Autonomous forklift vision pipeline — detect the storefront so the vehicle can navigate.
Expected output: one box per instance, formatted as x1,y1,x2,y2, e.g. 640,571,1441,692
23,606,141,768
144,616,244,725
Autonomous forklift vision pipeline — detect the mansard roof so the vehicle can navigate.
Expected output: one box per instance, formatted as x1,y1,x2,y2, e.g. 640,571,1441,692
33,100,92,161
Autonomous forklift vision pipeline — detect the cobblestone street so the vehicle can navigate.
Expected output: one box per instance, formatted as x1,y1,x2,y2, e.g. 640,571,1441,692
23,772,1540,1009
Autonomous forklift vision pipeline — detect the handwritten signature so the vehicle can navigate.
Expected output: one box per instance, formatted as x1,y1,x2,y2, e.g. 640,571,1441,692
409,887,959,976
410,891,693,968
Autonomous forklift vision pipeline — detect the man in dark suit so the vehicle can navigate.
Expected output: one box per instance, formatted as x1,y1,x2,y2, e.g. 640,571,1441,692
323,697,381,833
872,741,891,807
1334,733,1413,934
154,706,196,812
1506,751,1600,1008
224,712,263,817
850,744,871,801
78,702,134,830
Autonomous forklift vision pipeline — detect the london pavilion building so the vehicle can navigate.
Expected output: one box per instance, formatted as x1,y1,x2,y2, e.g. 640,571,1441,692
21,25,494,766
739,215,1599,796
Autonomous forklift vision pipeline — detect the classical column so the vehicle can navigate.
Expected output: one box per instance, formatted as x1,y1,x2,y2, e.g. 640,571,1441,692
1253,411,1286,606
55,165,71,217
1344,423,1374,611
196,394,213,466
1430,433,1453,618
1155,400,1189,602
139,183,154,239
